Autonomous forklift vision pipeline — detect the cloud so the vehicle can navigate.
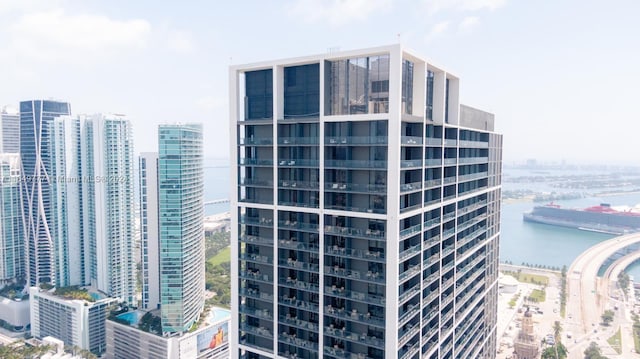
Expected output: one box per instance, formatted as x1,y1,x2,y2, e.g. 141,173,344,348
424,0,507,15
8,9,151,64
166,30,195,53
288,0,392,26
458,16,480,32
424,21,450,42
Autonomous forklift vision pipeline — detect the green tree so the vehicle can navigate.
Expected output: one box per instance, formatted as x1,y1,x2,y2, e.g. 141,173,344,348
584,341,608,359
541,342,568,359
601,310,615,326
618,271,630,293
553,320,562,342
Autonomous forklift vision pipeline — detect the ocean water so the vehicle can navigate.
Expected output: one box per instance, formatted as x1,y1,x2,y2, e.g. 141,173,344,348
204,164,640,277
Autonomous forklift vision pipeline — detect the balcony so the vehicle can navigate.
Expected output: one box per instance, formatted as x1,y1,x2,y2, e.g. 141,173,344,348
325,182,387,194
425,137,442,146
458,156,488,164
240,253,273,265
458,199,487,215
279,315,319,332
442,228,455,239
324,266,385,284
401,136,423,145
398,324,419,348
400,181,422,193
239,158,274,166
238,305,273,320
398,265,420,284
398,341,419,359
325,326,384,350
279,295,319,312
324,225,385,240
423,253,439,267
398,286,419,305
239,269,272,284
423,234,440,248
239,287,273,302
239,323,273,340
278,258,319,272
399,245,421,262
240,137,273,145
458,140,488,148
443,158,457,165
398,304,419,326
278,333,319,351
443,139,457,146
325,160,387,169
278,180,319,190
325,246,385,262
323,346,374,359
278,137,319,145
239,234,273,246
458,172,488,182
239,216,273,227
423,217,440,229
424,159,441,167
279,239,319,253
325,286,385,306
325,136,388,145
278,220,319,232
279,277,319,292
278,159,319,167
423,272,439,287
240,178,274,187
324,306,385,327
423,178,441,189
325,204,386,215
400,159,422,168
400,224,421,239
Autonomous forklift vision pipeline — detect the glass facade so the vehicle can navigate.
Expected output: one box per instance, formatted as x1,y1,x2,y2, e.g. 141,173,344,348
0,155,24,286
159,124,205,333
284,64,320,119
246,69,273,120
325,55,390,115
19,100,71,286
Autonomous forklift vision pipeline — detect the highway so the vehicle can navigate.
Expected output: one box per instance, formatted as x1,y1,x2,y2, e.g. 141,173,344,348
566,233,640,358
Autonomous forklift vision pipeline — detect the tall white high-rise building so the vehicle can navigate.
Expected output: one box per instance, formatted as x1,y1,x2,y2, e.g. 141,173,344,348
139,152,160,310
82,114,136,303
230,45,503,359
0,153,24,288
0,106,20,153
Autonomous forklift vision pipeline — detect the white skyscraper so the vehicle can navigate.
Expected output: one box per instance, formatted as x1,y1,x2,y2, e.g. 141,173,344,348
230,45,502,359
0,153,24,287
0,106,20,153
139,152,160,310
82,114,136,303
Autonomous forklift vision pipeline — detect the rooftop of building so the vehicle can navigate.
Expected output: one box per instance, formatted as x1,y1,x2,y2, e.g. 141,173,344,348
31,285,112,304
109,306,231,337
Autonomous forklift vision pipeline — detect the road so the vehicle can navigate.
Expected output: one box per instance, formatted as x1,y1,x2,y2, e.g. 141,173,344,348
565,233,640,358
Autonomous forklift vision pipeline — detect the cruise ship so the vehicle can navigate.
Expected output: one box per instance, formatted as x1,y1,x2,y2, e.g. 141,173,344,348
523,203,640,235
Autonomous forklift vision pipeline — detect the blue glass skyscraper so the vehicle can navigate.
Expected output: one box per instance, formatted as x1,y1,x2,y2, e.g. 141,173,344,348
20,100,71,286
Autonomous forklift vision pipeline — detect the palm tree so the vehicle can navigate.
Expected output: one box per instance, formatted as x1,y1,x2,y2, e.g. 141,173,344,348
553,320,562,342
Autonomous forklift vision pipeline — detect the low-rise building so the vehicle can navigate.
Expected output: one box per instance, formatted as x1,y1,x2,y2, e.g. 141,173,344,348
513,308,539,359
105,306,230,359
29,286,119,355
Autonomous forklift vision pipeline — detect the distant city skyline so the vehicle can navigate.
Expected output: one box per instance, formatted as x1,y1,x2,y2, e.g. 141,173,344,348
0,0,639,164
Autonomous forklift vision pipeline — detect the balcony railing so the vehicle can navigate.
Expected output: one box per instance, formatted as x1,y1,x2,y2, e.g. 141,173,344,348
278,258,319,272
239,270,272,284
325,204,386,215
278,137,319,145
278,220,319,231
400,181,422,193
458,140,488,148
401,136,423,145
423,178,441,189
423,234,440,248
458,172,488,182
398,265,420,283
399,224,421,239
240,178,274,187
277,159,319,167
238,305,273,320
325,326,384,350
424,159,441,166
279,295,319,312
400,159,422,168
423,217,441,229
278,277,319,292
278,180,319,190
398,304,419,326
325,182,387,193
324,266,385,284
239,158,274,166
398,286,420,305
324,225,385,240
425,137,442,146
278,333,319,351
444,139,457,146
240,137,273,145
399,245,421,262
239,287,273,301
279,240,319,253
239,253,273,265
279,315,319,332
325,286,385,306
325,159,388,169
324,306,385,327
239,216,273,227
325,246,385,262
325,136,388,145
239,234,273,246
239,323,273,339
458,156,488,164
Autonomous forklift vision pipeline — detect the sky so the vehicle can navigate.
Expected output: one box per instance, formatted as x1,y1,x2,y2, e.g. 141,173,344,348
0,0,639,165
